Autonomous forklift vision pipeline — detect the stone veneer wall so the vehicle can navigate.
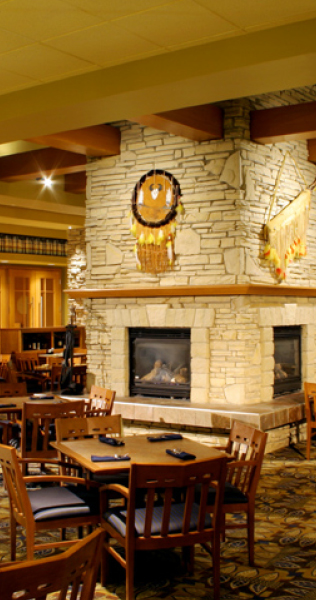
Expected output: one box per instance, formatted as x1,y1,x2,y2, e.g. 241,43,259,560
67,228,87,326
72,86,316,404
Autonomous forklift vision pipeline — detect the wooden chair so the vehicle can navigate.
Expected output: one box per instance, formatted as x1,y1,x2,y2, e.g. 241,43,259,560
15,352,50,392
85,385,116,416
55,414,124,481
0,382,27,445
51,363,63,391
71,364,87,389
0,528,104,600
0,363,8,382
100,456,227,600
0,382,27,397
56,414,124,444
19,400,86,474
0,443,101,560
199,421,267,566
304,381,316,460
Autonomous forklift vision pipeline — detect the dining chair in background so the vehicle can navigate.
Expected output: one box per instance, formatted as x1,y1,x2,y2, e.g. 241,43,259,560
100,456,228,600
197,420,267,566
0,443,101,560
85,385,116,416
0,528,105,600
19,400,86,474
55,414,125,482
0,382,27,445
304,381,316,460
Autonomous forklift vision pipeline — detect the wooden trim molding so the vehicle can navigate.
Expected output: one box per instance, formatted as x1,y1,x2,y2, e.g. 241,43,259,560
65,284,316,299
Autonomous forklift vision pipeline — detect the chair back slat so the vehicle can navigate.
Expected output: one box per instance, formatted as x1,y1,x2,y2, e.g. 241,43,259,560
225,421,267,499
0,528,105,600
0,382,27,397
55,414,123,442
86,385,116,416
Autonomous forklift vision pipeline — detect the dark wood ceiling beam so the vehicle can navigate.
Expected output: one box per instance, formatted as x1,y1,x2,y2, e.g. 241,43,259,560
308,139,316,163
64,172,86,194
0,148,86,181
251,101,316,143
28,124,120,157
134,104,223,141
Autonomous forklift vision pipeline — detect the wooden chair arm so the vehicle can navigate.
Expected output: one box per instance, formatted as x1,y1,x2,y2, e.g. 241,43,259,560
100,483,129,513
227,459,257,468
23,474,100,488
100,483,129,497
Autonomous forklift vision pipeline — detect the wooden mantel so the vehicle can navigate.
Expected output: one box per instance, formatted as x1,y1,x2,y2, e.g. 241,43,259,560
65,284,316,299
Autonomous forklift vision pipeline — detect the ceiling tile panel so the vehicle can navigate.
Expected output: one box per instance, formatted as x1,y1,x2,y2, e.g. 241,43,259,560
63,0,175,20
115,0,239,48
0,67,38,93
0,44,95,81
0,27,34,53
45,21,163,66
195,0,316,30
0,0,102,41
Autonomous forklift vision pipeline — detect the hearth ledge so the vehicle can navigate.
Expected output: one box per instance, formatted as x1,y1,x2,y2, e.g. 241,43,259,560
112,393,305,432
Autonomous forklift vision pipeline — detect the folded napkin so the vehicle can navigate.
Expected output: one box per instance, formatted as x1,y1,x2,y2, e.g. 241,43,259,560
147,433,183,442
0,403,17,408
166,449,196,461
29,395,55,400
91,455,131,463
99,436,125,446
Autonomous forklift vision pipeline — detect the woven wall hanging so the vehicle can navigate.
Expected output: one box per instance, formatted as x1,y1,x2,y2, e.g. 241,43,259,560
264,152,314,281
129,170,184,274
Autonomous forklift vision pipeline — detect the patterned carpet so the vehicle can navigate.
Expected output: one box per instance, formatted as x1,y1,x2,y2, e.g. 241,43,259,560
1,442,316,599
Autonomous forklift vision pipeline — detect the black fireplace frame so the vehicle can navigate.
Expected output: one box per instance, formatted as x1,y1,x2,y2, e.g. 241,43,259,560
274,325,301,396
129,327,190,400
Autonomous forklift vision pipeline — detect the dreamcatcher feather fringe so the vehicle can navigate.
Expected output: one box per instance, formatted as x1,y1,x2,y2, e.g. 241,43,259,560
131,221,177,274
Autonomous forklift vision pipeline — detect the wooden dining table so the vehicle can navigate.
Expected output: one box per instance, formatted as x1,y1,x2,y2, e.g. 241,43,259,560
51,434,225,475
0,395,71,412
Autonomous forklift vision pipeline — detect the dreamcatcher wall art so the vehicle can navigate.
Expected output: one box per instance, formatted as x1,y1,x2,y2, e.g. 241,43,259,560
129,170,184,274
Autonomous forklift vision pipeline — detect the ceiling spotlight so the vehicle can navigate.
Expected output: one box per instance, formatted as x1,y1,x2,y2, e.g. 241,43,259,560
43,176,53,188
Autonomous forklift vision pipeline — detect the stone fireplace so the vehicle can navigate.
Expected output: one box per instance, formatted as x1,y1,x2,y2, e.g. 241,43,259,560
67,89,316,445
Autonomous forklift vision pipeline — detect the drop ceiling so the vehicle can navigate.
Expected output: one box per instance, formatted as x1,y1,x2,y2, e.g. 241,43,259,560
0,0,316,240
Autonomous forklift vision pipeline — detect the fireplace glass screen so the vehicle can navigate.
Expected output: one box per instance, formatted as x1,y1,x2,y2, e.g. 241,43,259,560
129,328,190,399
274,326,301,395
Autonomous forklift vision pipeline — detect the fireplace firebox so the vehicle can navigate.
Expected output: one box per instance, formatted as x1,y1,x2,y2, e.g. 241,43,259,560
274,326,301,395
129,328,190,399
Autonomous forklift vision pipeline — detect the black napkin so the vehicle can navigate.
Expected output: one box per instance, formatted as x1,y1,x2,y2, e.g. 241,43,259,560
147,433,183,442
91,455,131,463
0,403,16,408
166,449,196,461
99,436,125,446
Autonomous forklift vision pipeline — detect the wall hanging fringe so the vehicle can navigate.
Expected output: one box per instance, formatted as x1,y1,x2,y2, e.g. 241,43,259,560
264,151,314,281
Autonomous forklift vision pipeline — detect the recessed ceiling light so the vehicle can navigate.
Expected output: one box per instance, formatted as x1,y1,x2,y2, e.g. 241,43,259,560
42,176,53,189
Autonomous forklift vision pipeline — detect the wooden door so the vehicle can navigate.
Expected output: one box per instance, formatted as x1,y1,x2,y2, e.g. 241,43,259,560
35,269,62,328
8,269,35,328
0,268,8,328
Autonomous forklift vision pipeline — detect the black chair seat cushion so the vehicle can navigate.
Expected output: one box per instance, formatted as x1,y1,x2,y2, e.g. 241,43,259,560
195,481,248,506
29,484,99,521
104,502,212,538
